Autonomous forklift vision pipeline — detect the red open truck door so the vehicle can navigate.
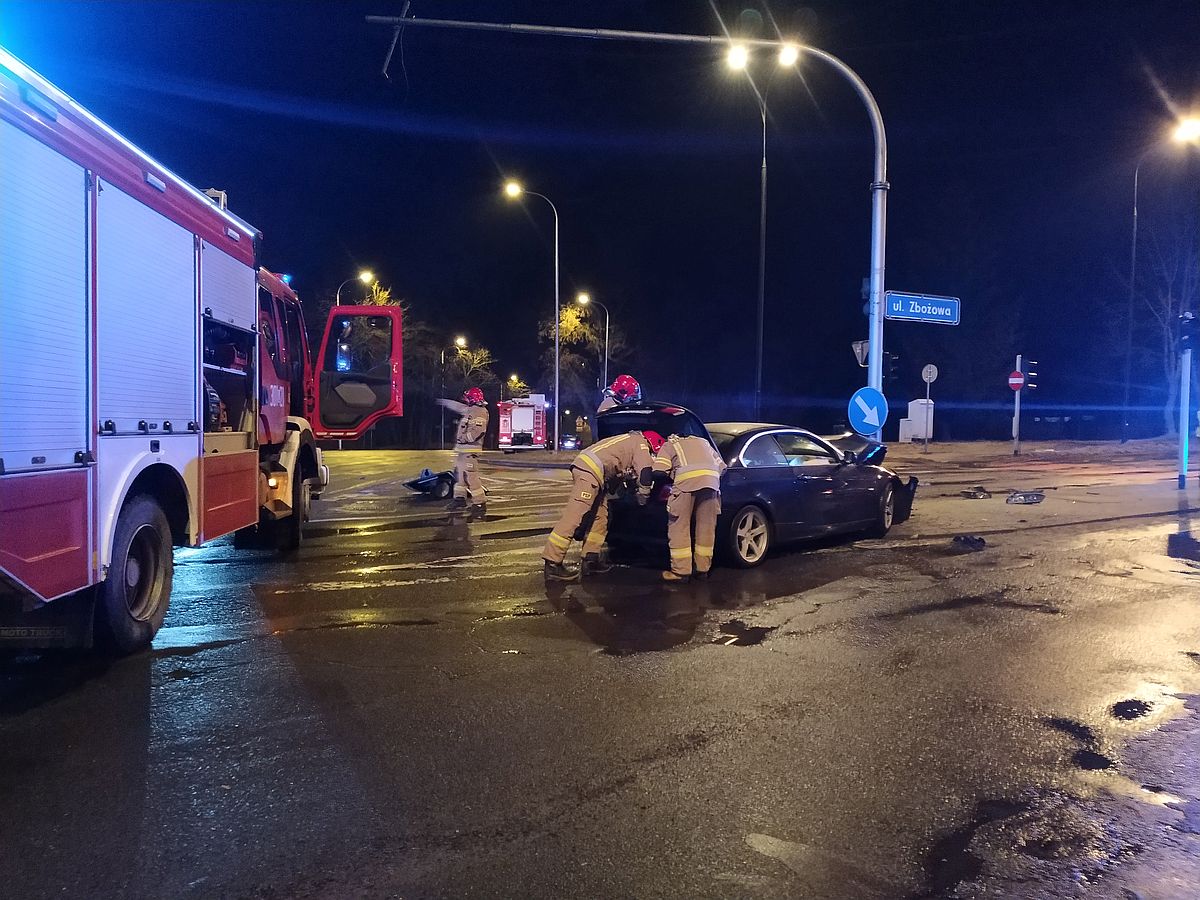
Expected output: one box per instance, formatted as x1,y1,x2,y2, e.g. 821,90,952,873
311,306,403,440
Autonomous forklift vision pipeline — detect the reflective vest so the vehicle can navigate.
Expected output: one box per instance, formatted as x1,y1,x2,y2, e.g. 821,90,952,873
573,432,654,487
652,435,726,492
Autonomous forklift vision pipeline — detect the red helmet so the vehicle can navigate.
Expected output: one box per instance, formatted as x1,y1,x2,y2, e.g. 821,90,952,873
642,430,665,454
462,387,485,406
609,374,641,402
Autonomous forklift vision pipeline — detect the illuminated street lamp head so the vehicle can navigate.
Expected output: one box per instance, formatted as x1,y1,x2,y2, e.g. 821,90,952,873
778,43,800,67
454,335,467,349
1174,117,1200,144
503,180,523,198
357,269,374,284
726,44,749,70
576,292,590,305
509,373,519,383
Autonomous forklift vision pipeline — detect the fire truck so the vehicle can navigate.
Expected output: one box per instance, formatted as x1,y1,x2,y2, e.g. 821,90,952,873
0,49,403,652
497,394,548,451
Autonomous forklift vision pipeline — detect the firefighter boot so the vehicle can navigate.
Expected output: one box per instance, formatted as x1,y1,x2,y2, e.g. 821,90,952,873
582,553,612,576
446,497,468,511
467,503,487,521
661,570,691,583
544,560,580,582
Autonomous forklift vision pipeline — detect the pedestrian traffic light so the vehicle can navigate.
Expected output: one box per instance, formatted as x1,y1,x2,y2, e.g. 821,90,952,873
1023,358,1039,390
884,351,900,384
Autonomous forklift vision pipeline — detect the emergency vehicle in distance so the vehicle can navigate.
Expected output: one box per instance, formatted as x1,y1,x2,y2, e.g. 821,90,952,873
0,48,403,652
497,394,548,451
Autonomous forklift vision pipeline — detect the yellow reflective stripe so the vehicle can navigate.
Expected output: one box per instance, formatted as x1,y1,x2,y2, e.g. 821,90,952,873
588,434,627,454
674,439,689,466
577,453,604,481
669,547,693,559
652,455,671,471
675,469,721,482
694,545,714,556
547,531,571,548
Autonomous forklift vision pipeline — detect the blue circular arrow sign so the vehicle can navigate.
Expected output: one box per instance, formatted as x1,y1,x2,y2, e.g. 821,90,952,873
848,387,888,436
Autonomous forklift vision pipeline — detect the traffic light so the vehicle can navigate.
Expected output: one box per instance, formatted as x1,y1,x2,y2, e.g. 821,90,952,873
1023,358,1039,390
884,351,901,385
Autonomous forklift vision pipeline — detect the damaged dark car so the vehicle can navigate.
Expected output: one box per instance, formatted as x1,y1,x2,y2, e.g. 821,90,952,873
597,402,918,568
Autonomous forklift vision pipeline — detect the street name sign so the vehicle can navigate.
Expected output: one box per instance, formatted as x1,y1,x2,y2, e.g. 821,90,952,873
1009,371,1025,391
922,364,939,384
848,386,888,436
884,291,961,325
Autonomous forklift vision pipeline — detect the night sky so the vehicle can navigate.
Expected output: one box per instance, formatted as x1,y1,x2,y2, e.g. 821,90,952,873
4,1,1199,435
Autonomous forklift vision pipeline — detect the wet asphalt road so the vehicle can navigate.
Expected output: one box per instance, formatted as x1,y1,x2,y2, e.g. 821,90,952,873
3,449,1200,899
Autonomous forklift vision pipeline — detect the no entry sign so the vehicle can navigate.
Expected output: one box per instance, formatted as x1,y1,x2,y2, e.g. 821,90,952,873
1009,371,1025,391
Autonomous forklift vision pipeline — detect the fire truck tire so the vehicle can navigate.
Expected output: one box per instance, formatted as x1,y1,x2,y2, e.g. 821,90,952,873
274,475,308,555
96,495,173,654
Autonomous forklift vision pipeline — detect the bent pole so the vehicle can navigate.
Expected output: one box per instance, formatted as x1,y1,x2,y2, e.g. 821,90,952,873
366,14,890,406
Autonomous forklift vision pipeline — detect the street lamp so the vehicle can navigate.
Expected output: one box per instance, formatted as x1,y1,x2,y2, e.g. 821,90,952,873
335,269,375,304
576,292,610,390
501,373,520,401
439,335,468,450
1122,117,1200,488
726,44,749,70
731,45,800,420
504,179,562,453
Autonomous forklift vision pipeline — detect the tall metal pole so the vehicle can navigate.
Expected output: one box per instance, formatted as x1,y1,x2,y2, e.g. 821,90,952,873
1122,161,1143,443
1180,347,1192,490
755,101,767,420
1013,353,1023,457
439,347,447,451
603,306,609,389
365,14,890,417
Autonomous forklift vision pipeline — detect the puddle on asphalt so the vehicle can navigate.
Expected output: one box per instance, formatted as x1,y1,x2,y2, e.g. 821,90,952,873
1111,699,1153,720
1042,716,1097,744
1072,748,1116,771
305,514,509,539
713,619,776,646
877,591,1060,621
915,798,1030,898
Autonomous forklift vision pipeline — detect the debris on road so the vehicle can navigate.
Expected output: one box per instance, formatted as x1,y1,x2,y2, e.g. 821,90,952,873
960,486,992,499
1006,491,1046,505
952,535,988,552
403,468,455,500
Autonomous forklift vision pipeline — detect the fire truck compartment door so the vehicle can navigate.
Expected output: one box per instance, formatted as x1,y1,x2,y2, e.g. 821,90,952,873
312,307,403,439
0,119,90,472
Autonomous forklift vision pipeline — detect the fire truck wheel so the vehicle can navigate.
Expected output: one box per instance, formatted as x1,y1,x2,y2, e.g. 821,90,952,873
97,495,173,654
275,475,308,555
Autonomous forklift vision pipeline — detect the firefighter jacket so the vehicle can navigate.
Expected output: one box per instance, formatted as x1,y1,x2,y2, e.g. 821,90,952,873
438,398,489,450
573,432,655,497
652,435,727,492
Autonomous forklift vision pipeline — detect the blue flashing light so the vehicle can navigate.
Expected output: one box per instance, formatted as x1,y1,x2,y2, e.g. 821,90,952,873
280,273,293,285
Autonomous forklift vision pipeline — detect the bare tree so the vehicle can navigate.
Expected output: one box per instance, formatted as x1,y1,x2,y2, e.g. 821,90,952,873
1141,225,1200,435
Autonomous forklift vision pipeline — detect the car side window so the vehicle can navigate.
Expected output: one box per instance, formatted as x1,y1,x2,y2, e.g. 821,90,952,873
775,432,837,466
741,434,788,467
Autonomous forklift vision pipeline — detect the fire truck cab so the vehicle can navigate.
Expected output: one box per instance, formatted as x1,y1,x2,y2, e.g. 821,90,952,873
0,48,403,652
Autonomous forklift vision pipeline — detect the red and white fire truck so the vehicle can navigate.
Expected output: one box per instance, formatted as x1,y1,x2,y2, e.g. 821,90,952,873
497,394,548,451
0,48,403,652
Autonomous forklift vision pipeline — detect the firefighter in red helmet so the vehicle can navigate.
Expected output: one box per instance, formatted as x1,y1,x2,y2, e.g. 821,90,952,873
597,374,641,414
437,386,489,517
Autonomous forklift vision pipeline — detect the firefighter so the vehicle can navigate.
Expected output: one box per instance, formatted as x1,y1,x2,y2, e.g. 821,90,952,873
543,429,665,581
437,387,490,517
596,374,641,414
652,433,728,581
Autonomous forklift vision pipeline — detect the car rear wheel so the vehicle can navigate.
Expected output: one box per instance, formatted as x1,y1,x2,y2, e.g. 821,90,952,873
728,504,771,568
868,483,896,538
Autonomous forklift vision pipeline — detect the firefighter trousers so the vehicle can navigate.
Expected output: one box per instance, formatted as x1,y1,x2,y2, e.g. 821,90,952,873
454,451,485,506
543,469,608,564
667,487,721,575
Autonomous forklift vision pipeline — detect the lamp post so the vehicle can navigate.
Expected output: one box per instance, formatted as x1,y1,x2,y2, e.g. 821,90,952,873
575,292,609,390
440,335,467,450
1124,118,1199,485
335,269,375,304
504,180,561,453
728,42,798,420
